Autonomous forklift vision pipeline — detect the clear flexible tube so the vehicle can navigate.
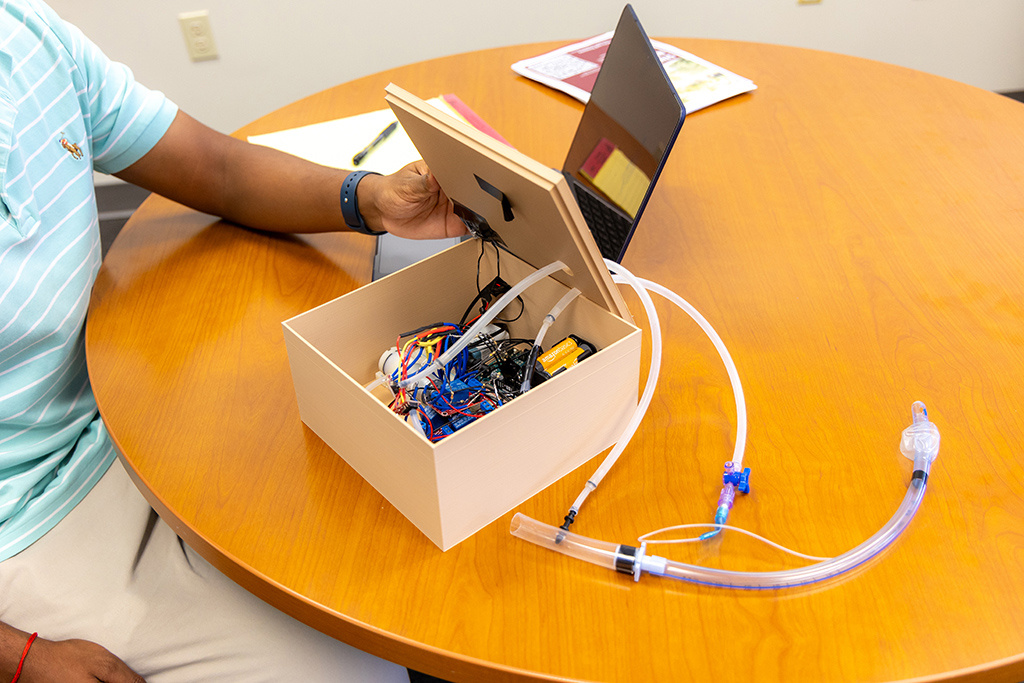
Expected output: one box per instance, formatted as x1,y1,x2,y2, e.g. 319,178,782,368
565,260,747,523
654,478,926,588
398,260,569,389
510,513,625,571
534,287,581,352
565,261,663,516
521,288,582,393
512,480,922,587
639,523,832,562
512,402,939,589
649,273,749,538
635,277,746,470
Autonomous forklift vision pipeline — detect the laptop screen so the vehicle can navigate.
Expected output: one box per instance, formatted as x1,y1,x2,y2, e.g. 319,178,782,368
563,5,685,262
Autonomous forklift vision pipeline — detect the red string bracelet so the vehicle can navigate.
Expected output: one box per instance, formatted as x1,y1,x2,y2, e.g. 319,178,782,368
11,632,37,683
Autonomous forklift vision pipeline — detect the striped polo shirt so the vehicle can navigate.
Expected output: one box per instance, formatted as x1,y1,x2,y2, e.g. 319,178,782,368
0,0,177,561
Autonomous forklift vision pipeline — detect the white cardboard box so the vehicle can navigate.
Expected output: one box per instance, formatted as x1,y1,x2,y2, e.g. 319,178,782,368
281,85,641,550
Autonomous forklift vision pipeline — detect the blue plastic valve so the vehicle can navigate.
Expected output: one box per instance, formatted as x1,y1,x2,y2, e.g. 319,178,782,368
723,465,752,494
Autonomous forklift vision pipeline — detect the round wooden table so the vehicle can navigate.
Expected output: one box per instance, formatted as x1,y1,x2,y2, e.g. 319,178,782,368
86,40,1024,682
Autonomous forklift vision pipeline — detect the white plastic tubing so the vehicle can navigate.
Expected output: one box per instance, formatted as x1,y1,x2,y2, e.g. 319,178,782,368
510,259,940,589
533,287,581,352
565,261,664,514
398,260,569,389
566,259,747,517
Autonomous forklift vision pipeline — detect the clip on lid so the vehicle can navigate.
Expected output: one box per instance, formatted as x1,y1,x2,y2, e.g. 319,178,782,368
384,83,631,321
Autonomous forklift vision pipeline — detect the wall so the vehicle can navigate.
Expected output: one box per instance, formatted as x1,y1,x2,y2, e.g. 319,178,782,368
49,0,1024,138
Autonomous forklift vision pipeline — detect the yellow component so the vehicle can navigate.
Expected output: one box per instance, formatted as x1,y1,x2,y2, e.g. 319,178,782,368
545,347,586,374
539,337,575,366
539,337,587,375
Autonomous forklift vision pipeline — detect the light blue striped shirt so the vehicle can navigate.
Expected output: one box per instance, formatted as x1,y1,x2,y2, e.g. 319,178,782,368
0,0,177,561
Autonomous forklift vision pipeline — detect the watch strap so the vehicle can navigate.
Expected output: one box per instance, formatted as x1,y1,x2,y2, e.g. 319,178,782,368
340,170,385,235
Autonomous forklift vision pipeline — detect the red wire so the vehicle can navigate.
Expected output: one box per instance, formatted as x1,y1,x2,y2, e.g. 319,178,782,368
416,409,437,441
434,388,485,419
392,324,466,424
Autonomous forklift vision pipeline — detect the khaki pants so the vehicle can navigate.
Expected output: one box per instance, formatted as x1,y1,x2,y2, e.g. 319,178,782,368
0,458,407,682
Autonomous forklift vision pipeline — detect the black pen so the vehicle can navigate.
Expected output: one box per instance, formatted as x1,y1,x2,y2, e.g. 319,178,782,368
352,121,398,166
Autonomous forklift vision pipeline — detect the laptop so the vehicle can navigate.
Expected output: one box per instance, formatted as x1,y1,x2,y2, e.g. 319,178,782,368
374,5,684,278
561,5,686,263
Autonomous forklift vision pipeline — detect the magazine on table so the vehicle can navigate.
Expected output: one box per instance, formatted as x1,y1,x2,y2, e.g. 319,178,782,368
512,32,756,113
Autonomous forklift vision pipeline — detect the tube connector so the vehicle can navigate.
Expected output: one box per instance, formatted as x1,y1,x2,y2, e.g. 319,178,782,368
723,462,752,494
700,462,752,540
900,401,940,462
699,491,733,540
554,508,578,544
713,505,730,526
559,508,577,532
519,345,542,393
900,401,940,479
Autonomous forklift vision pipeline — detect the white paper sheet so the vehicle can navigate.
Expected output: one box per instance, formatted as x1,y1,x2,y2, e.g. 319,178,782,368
247,98,453,174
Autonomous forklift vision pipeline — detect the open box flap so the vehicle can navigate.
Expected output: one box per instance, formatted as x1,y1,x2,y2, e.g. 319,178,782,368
385,84,631,322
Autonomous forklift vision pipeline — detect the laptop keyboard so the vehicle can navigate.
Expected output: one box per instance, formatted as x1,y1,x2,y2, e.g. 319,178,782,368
574,183,632,262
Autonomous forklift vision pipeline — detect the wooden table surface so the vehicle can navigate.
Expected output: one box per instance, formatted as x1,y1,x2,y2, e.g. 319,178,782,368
86,40,1024,682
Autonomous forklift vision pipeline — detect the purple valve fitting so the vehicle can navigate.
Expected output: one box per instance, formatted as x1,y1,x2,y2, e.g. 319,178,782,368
716,483,736,515
700,462,752,540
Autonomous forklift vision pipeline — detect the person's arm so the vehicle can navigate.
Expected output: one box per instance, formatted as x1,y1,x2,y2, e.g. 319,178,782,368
114,110,467,239
0,622,143,683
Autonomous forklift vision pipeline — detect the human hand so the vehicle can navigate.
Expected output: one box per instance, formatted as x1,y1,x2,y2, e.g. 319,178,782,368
18,637,144,683
357,161,469,239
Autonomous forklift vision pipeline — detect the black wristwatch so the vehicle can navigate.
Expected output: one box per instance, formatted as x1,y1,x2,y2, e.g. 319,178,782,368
340,170,385,235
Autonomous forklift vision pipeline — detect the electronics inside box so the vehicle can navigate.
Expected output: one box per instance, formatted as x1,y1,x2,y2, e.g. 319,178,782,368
371,241,598,443
368,240,606,444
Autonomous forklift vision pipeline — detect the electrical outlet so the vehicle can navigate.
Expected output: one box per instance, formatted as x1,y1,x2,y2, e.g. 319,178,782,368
178,10,218,61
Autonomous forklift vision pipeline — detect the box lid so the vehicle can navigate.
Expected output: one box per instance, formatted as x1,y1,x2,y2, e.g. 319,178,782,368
385,84,631,321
